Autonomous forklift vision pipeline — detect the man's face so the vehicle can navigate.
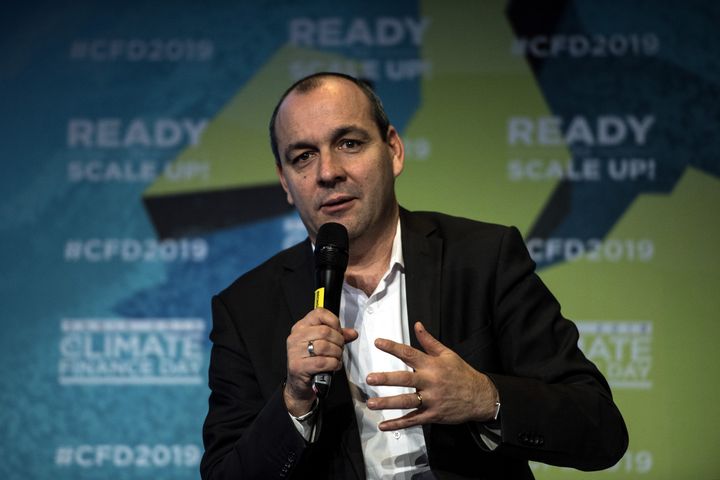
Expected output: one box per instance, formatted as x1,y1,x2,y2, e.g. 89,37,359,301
274,78,404,243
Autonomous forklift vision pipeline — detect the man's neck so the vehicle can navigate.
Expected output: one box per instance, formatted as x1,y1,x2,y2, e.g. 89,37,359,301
345,209,399,297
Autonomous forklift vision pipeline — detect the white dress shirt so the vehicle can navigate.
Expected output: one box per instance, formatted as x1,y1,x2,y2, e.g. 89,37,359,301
339,221,430,479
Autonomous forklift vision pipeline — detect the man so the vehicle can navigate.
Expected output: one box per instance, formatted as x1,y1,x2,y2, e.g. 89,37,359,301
201,72,628,479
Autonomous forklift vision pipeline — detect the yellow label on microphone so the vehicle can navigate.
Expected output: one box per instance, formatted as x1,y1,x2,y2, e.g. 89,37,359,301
314,287,325,308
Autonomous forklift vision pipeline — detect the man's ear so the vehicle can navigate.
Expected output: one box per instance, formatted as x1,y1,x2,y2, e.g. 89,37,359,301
387,126,405,177
276,164,294,205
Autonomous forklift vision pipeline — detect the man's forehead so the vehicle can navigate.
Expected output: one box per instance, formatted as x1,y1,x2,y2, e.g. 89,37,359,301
276,79,374,136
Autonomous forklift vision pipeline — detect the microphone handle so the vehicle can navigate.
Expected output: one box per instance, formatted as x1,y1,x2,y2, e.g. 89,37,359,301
312,267,344,398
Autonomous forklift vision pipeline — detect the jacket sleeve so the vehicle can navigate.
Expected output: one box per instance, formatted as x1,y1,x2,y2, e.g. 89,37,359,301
200,295,307,479
483,226,628,470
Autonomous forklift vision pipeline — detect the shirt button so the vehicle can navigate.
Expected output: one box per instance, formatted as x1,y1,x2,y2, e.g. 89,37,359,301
367,306,374,314
393,431,401,439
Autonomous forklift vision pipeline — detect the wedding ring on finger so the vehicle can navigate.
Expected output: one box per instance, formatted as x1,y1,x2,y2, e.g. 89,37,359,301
415,391,423,409
307,340,316,357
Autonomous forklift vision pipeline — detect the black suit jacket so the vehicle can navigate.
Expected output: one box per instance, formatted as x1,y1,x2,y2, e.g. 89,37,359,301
201,209,628,479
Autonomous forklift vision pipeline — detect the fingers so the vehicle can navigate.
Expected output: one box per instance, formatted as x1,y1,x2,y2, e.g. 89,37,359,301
287,319,346,371
368,393,432,431
342,327,359,343
377,409,429,432
286,340,342,388
289,308,351,350
305,338,343,359
367,390,426,411
366,323,491,429
366,371,415,388
291,307,342,335
285,308,358,410
414,321,446,356
373,322,448,368
374,337,425,368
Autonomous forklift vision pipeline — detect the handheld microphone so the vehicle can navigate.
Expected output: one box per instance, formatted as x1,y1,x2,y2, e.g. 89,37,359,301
313,222,349,398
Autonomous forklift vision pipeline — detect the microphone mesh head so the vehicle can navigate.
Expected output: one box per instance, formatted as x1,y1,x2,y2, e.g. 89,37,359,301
315,222,349,269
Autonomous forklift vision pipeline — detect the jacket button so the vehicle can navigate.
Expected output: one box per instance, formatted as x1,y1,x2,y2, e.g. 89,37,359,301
518,432,544,447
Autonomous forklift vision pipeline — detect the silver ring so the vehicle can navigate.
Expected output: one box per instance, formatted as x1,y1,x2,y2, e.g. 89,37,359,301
307,340,315,357
416,392,423,408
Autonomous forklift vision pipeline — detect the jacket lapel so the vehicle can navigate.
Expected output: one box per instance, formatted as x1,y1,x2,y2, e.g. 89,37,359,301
400,210,442,448
400,209,443,349
280,239,315,324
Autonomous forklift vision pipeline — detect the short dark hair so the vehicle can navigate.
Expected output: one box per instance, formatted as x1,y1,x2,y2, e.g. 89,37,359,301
268,72,390,165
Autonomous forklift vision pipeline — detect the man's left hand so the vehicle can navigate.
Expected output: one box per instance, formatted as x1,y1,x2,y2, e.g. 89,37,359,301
366,321,499,431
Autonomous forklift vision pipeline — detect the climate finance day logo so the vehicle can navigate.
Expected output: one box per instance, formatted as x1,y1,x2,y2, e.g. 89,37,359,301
577,321,653,389
58,318,204,385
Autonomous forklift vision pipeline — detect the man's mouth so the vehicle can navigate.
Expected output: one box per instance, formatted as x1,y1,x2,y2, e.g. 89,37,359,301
319,195,354,211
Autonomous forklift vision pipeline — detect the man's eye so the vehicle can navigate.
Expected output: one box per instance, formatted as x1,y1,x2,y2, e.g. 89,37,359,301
339,140,363,151
292,151,314,165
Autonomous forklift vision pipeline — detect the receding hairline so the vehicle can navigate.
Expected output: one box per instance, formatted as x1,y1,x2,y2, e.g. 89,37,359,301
274,75,375,132
288,72,350,96
281,75,366,111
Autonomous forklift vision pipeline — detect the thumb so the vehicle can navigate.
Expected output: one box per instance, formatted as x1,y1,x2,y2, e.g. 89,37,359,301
342,327,359,343
415,322,446,356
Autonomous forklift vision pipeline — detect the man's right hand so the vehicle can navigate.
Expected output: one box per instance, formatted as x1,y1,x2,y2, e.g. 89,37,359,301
284,307,358,416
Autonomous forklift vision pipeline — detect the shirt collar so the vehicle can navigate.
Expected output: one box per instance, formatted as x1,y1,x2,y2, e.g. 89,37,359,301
389,219,405,271
340,219,404,298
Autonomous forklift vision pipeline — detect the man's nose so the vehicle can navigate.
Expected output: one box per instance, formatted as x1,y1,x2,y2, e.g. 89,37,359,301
317,151,346,186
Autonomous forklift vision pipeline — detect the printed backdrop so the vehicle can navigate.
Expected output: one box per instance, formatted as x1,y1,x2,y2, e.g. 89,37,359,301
1,0,718,478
